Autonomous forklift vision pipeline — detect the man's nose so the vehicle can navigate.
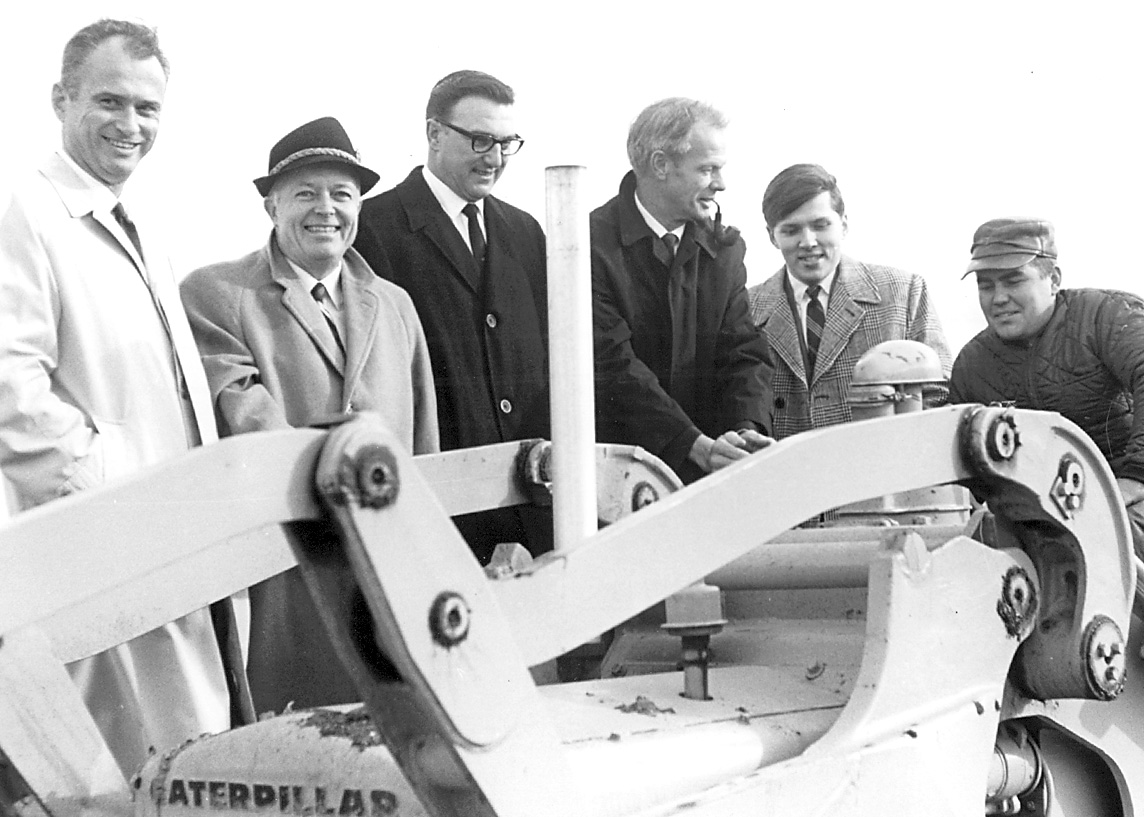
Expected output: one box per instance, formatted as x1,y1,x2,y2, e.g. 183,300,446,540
798,227,818,246
115,106,140,134
710,170,725,192
482,143,505,166
314,192,336,212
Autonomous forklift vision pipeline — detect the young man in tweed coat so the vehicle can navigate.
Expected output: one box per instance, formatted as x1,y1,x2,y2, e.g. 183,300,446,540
747,164,952,439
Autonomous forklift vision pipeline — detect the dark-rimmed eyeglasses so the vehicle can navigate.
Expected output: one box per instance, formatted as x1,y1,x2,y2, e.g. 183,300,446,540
436,120,524,156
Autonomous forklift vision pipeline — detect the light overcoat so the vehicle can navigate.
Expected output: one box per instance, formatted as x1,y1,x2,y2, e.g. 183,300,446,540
180,235,439,714
0,152,228,776
748,257,952,439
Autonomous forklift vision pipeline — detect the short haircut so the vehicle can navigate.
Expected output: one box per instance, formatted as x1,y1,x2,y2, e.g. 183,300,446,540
426,70,514,121
60,19,169,96
762,164,845,230
627,97,727,175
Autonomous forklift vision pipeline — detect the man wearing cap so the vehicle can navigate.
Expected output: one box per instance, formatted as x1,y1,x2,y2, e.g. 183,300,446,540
354,70,551,563
180,116,439,714
592,97,774,485
748,164,952,439
950,218,1144,556
0,19,231,775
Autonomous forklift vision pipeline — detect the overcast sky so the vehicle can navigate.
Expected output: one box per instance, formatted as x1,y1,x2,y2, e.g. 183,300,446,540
3,0,1140,354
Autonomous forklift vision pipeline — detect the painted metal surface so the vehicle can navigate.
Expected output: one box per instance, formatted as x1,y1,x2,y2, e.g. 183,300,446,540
1,405,1140,816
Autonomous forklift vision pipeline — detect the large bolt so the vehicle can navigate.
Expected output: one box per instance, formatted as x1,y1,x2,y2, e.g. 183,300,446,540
354,445,399,508
1083,616,1126,700
429,592,471,647
632,481,659,511
986,415,1019,461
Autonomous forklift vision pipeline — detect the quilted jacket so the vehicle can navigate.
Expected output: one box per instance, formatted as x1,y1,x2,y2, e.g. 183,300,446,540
950,288,1144,483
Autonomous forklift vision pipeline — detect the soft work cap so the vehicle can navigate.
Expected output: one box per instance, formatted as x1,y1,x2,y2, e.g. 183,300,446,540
964,218,1057,277
253,116,380,197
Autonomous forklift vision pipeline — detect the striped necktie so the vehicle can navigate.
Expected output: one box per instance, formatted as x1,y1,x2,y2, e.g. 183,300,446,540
805,284,825,379
311,281,345,355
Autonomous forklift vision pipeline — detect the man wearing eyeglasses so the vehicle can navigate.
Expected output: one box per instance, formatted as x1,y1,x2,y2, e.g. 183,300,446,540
355,70,551,563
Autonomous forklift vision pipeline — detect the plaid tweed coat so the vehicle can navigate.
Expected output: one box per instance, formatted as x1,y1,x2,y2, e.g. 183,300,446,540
748,257,952,439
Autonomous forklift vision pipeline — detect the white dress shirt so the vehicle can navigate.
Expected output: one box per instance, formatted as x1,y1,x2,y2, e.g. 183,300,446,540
422,165,485,252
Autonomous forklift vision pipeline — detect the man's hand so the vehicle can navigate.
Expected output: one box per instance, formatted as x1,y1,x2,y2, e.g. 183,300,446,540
1117,477,1144,508
689,429,775,473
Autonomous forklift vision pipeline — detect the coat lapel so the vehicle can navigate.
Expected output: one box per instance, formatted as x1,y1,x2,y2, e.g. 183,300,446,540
341,248,380,399
398,169,481,293
814,258,881,382
752,271,808,383
267,239,346,375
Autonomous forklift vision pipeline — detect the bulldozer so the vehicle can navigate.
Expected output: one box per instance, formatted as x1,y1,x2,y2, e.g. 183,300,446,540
2,168,1142,816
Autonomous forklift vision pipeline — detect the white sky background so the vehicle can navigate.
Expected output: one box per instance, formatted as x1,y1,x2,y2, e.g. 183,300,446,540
2,0,1141,355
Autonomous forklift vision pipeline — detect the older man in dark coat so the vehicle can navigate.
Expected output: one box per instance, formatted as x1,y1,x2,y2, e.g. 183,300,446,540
354,70,550,562
591,97,774,484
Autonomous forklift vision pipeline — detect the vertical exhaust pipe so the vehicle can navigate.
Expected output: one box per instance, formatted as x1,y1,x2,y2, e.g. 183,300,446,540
544,166,597,554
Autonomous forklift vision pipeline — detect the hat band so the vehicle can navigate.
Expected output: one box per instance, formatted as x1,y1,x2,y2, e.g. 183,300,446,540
269,147,361,178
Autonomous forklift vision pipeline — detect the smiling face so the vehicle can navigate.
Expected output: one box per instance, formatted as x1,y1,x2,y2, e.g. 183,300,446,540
265,165,361,278
975,262,1060,342
769,191,847,286
427,95,516,202
52,36,166,195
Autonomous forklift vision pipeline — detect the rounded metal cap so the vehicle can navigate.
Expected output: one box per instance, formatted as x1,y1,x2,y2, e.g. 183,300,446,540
851,340,945,386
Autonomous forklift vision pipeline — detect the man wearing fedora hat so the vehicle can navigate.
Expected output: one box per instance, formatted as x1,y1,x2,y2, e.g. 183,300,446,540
180,116,439,714
950,217,1144,556
354,70,552,564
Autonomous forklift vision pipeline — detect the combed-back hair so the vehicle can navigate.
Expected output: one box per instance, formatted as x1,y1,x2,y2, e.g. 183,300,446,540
60,19,169,95
762,164,845,230
626,98,727,175
426,70,514,121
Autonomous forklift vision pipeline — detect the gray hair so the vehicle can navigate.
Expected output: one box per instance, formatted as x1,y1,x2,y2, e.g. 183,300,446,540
626,97,727,175
60,19,169,96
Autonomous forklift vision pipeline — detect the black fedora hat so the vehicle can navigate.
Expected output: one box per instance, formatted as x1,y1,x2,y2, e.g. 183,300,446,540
253,116,380,197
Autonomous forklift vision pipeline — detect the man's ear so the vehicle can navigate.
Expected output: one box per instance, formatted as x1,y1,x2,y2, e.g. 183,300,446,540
649,150,671,180
263,195,276,221
426,119,441,150
1049,264,1062,293
841,213,849,238
51,83,68,121
768,228,778,249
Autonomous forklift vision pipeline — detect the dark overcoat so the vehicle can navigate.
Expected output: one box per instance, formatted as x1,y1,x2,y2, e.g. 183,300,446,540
354,168,552,559
591,172,774,483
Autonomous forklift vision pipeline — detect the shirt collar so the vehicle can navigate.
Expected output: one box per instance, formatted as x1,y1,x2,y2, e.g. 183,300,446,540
786,267,837,304
57,149,119,215
422,165,483,220
287,257,344,308
633,189,684,241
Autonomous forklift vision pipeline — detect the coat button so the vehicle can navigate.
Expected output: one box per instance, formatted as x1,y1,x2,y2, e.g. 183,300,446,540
485,313,498,328
774,396,787,409
499,399,513,414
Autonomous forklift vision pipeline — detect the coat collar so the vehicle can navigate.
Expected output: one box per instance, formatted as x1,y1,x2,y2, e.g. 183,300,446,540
616,171,720,260
42,152,148,276
266,235,380,382
753,256,883,386
395,166,483,292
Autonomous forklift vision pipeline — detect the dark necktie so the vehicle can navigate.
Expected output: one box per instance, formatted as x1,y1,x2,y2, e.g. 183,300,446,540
665,232,696,398
311,281,346,356
805,284,825,380
462,202,486,267
112,202,145,263
654,232,679,267
112,202,190,400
